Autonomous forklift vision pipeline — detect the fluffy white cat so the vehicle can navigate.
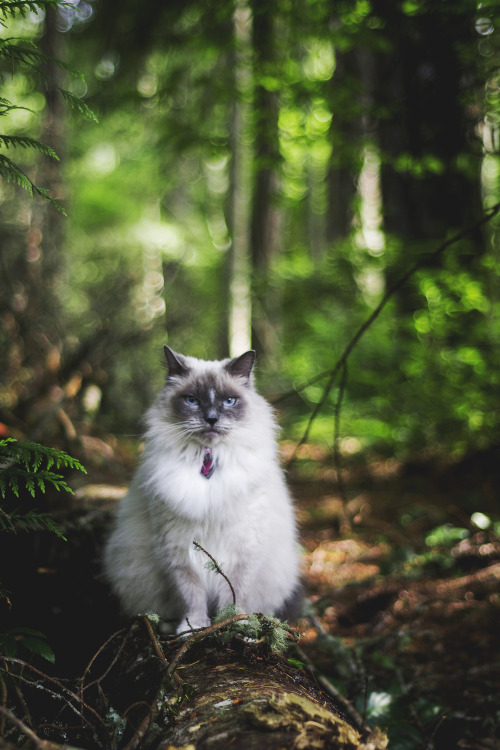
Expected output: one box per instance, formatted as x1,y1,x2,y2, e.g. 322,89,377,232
103,346,301,633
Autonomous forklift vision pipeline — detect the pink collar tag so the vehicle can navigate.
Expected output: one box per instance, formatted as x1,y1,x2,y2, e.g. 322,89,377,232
201,448,215,479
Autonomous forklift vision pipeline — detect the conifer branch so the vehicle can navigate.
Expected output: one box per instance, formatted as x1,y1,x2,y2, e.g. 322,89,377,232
0,134,59,158
0,153,67,213
0,1,97,207
0,1,73,23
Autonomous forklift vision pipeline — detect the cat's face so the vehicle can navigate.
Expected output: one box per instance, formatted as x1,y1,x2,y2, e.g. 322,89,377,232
161,347,256,444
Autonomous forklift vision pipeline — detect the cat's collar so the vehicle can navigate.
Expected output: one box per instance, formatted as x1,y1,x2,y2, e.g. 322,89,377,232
201,448,215,479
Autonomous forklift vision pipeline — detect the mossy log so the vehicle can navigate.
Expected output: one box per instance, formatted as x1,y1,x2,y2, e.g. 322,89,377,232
0,614,388,749
96,616,388,750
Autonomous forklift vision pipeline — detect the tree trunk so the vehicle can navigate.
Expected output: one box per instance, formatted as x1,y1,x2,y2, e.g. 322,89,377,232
227,0,253,357
249,0,283,366
325,45,365,247
369,0,484,315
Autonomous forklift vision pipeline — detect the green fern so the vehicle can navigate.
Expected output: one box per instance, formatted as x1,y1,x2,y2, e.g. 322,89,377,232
0,438,85,601
0,1,73,23
0,0,96,207
0,438,86,500
0,152,66,212
0,438,86,536
0,133,59,158
0,508,67,539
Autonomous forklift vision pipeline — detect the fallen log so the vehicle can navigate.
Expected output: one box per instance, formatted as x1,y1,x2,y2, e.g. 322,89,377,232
1,613,388,749
89,614,388,750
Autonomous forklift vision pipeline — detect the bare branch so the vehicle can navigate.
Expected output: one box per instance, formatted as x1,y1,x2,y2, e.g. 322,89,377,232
193,540,237,605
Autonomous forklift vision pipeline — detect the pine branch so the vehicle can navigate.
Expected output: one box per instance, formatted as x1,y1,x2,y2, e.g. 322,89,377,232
0,133,59,158
59,87,98,122
0,439,86,519
0,98,34,116
0,153,67,213
0,3,97,208
0,1,74,21
0,38,84,81
1,509,67,539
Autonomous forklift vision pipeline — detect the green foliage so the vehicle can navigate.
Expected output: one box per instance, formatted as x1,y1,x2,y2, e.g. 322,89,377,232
0,626,55,662
0,438,86,601
49,0,499,460
213,603,293,655
0,0,70,21
0,0,95,211
0,437,86,504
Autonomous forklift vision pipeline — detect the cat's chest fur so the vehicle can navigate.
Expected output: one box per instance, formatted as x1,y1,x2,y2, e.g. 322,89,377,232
142,425,277,521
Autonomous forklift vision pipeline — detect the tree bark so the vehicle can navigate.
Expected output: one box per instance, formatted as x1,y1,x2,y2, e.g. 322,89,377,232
249,0,283,366
96,619,388,750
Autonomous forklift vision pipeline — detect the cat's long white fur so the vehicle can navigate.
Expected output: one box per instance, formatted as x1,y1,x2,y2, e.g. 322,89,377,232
103,352,300,633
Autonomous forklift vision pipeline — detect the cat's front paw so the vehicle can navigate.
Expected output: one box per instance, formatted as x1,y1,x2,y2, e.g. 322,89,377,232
176,615,210,635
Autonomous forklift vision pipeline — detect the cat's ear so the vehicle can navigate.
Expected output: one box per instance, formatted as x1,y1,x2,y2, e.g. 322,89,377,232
226,350,256,385
164,345,189,378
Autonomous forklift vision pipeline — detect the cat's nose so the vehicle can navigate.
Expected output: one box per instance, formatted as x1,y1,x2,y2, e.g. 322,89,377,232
205,409,219,426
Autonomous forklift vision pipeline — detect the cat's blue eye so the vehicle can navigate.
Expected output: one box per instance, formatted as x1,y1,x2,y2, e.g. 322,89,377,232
185,396,199,406
223,397,237,407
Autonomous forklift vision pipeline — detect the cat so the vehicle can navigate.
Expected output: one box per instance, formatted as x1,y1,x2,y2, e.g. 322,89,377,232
103,346,301,633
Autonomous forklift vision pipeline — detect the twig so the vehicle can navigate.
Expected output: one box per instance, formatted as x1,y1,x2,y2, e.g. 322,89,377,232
276,201,500,459
0,705,44,748
1,657,107,730
424,714,447,750
166,613,250,679
121,705,155,750
0,704,86,749
193,540,237,605
141,616,170,669
293,645,371,737
80,625,131,698
333,361,349,517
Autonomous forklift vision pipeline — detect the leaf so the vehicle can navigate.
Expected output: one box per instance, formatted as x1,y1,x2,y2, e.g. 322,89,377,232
20,635,55,663
0,632,17,657
287,658,306,670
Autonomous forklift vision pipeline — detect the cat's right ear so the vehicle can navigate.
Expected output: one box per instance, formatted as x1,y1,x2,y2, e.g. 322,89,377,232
226,350,256,384
164,346,189,378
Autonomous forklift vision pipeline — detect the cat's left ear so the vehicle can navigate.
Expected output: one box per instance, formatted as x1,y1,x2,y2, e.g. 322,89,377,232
226,350,256,385
164,345,189,378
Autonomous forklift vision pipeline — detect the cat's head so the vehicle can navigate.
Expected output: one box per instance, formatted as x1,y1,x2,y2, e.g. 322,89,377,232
160,346,256,444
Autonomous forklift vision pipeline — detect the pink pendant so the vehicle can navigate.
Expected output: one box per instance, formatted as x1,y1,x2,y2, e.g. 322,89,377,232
201,448,215,479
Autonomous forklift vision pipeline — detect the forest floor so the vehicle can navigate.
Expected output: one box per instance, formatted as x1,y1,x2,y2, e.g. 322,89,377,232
1,431,499,749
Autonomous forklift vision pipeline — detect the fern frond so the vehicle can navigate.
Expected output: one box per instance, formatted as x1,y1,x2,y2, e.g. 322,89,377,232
7,509,67,539
0,134,59,159
0,99,35,117
0,1,73,21
0,153,67,213
0,152,34,194
0,39,84,81
59,87,98,122
0,438,86,501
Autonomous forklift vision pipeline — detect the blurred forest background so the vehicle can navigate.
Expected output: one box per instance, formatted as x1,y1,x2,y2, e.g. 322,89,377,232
1,1,500,748
1,0,499,457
